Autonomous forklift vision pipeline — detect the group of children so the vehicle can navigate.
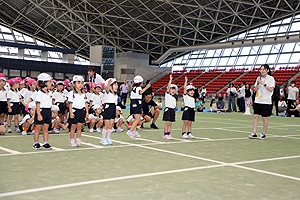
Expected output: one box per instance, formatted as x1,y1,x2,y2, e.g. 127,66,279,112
0,72,198,149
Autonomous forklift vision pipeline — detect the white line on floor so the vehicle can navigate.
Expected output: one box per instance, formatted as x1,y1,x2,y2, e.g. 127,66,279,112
51,147,65,151
80,142,104,148
0,146,21,154
135,138,165,143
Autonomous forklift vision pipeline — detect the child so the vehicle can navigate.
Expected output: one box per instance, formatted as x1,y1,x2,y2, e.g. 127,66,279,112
0,73,7,125
127,75,151,139
89,84,104,111
87,104,103,133
181,76,195,139
52,81,67,126
113,106,124,132
19,102,36,136
7,78,21,133
125,114,145,133
163,74,177,140
195,98,204,112
68,75,89,147
101,78,118,145
209,99,217,112
34,73,53,150
156,98,163,110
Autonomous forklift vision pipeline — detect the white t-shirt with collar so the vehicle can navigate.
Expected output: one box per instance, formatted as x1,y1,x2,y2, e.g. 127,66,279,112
0,88,7,101
7,89,21,103
67,90,88,109
104,91,118,104
254,75,275,105
165,92,176,109
183,94,195,108
35,89,53,108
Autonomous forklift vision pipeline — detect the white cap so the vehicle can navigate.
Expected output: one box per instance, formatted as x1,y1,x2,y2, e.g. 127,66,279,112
170,84,178,90
93,104,101,110
186,85,195,91
51,105,60,111
73,75,84,82
56,81,64,85
106,78,117,85
37,73,52,82
133,75,143,83
28,102,36,109
116,106,122,113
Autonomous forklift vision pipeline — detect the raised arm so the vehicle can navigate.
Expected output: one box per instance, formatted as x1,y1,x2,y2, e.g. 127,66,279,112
183,76,188,95
140,83,151,95
166,74,172,93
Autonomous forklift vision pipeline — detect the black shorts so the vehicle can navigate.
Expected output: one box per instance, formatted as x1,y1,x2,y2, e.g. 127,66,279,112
0,101,8,114
35,108,52,125
103,103,116,120
20,104,26,115
130,99,142,114
57,103,66,115
163,107,176,122
68,109,86,124
182,107,195,122
143,112,153,118
8,103,21,115
253,103,272,117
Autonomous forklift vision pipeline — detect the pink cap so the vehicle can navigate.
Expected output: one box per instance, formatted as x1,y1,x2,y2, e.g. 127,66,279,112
27,79,37,86
63,80,69,87
0,73,6,81
24,77,31,82
9,78,19,86
89,82,96,88
16,77,22,82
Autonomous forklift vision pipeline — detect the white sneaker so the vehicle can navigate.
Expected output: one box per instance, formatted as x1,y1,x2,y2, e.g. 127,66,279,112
182,133,189,139
89,128,94,133
7,127,12,133
14,127,21,133
116,127,124,132
30,131,35,135
51,129,59,134
76,138,81,147
111,128,116,132
100,139,109,145
187,133,195,139
126,130,135,139
133,131,141,137
3,121,7,125
69,140,77,147
22,131,27,136
96,128,101,133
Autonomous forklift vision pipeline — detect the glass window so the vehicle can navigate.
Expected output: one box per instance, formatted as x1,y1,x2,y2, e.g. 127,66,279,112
3,69,8,76
30,71,40,78
236,56,247,65
260,45,272,54
227,57,236,65
206,50,215,58
270,44,281,53
282,43,295,53
246,56,256,65
9,69,20,77
256,55,268,64
222,49,231,57
55,73,64,80
21,70,28,77
240,47,251,55
289,53,300,63
277,54,291,64
210,58,218,66
202,58,212,66
66,73,74,80
219,57,229,66
267,55,278,64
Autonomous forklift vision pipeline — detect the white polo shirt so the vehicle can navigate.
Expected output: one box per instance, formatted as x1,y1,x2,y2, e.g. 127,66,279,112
35,89,53,108
67,90,88,109
254,75,275,105
165,92,176,109
53,91,67,103
91,92,104,106
104,91,117,104
183,94,195,108
20,88,33,104
0,89,7,101
239,86,245,98
130,86,142,99
115,115,124,123
7,89,21,103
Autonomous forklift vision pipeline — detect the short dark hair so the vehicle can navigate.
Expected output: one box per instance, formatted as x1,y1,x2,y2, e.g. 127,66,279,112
158,97,161,100
38,80,47,88
65,76,69,80
87,66,96,72
218,97,223,101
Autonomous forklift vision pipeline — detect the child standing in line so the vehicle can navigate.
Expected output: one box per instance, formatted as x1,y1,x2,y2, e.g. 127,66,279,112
163,74,177,140
0,73,7,125
33,73,53,150
19,102,36,136
52,81,67,126
68,75,89,147
181,76,195,139
127,75,151,139
7,78,21,133
101,78,118,145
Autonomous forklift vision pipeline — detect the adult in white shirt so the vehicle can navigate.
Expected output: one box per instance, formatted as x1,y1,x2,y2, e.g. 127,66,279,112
238,82,246,112
86,66,105,84
200,86,207,103
286,81,299,110
120,81,129,105
249,64,275,140
226,83,237,112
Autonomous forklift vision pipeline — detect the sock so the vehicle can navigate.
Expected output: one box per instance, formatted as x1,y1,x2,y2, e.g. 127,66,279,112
53,127,57,130
76,138,80,141
182,132,186,135
23,127,28,132
164,132,168,136
107,129,112,139
34,141,39,144
8,126,10,128
187,132,191,135
90,128,94,130
44,141,48,144
102,129,107,140
167,132,170,135
70,139,74,142
15,125,18,128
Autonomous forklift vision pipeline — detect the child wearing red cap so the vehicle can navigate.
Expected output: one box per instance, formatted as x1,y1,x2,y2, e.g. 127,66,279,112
0,73,7,125
7,78,21,133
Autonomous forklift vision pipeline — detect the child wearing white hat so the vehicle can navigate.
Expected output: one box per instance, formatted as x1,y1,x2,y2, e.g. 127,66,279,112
19,102,36,136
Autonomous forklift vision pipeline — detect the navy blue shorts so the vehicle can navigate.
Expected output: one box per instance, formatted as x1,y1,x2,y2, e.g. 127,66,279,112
68,109,86,124
163,108,175,122
253,103,272,117
103,103,116,120
182,107,195,122
130,99,142,115
35,108,52,125
0,101,8,114
8,103,21,115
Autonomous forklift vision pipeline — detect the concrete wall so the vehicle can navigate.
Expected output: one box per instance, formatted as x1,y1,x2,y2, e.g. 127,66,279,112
114,52,171,83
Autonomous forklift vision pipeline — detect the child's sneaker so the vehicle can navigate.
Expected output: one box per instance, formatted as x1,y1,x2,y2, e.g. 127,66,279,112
69,140,77,147
126,130,135,139
42,143,52,150
33,143,42,150
30,130,35,135
133,131,141,138
259,133,266,139
3,120,7,125
182,133,189,139
248,133,258,139
187,133,195,139
116,127,124,132
51,129,59,134
81,128,85,133
22,131,27,136
76,138,81,147
96,128,101,133
163,135,171,140
100,139,109,145
111,128,116,132
89,128,94,133
106,138,113,145
14,127,21,133
7,127,12,133
137,127,142,131
169,135,174,140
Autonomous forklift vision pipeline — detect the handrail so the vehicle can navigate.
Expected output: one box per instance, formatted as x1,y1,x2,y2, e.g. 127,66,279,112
149,68,171,82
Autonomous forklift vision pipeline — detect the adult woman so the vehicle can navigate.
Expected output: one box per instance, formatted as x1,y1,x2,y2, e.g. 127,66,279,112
226,83,237,112
249,64,275,139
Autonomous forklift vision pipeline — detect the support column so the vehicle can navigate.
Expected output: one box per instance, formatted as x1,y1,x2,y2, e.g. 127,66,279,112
18,48,24,59
41,51,48,61
63,53,75,64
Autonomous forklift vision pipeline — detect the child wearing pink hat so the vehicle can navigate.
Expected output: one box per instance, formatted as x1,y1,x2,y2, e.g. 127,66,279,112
7,78,21,133
0,73,7,125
